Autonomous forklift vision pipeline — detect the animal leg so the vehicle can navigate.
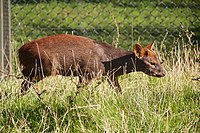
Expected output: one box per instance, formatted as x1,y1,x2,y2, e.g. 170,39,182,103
21,67,35,93
77,74,93,88
20,67,46,94
107,76,122,92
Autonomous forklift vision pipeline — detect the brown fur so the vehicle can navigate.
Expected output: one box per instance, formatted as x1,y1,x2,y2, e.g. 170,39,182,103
18,34,165,92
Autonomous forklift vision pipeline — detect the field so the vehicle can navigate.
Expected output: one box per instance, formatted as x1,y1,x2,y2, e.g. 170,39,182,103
0,0,200,132
1,31,200,133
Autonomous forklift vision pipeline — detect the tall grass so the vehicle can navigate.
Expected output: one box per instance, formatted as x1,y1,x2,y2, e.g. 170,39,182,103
0,33,199,132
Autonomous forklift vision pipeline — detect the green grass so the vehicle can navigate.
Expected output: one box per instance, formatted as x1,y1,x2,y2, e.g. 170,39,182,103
1,1,199,132
11,1,200,49
0,36,199,132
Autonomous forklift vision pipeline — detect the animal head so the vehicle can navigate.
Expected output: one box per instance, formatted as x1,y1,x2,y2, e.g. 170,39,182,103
133,42,165,77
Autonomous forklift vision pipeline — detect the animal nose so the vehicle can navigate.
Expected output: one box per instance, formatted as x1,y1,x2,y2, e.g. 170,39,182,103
161,72,165,77
161,70,166,77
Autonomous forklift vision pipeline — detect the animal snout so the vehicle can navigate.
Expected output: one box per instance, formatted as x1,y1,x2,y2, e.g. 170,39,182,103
148,65,165,77
159,71,165,77
156,69,165,77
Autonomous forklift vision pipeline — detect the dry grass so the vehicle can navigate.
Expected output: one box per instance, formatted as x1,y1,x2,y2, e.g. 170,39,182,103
0,32,199,132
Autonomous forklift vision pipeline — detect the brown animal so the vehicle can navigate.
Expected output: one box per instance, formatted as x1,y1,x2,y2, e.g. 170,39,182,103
18,34,165,92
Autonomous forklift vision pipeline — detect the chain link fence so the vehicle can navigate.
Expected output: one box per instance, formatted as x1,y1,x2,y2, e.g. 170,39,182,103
11,0,200,49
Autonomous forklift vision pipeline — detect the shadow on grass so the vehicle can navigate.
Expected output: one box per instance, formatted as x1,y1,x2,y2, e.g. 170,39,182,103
11,0,200,49
14,22,196,49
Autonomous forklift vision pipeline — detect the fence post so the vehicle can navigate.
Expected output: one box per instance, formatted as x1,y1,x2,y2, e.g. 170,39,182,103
0,0,11,77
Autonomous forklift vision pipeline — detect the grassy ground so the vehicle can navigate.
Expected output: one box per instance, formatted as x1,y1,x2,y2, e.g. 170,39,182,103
1,1,199,132
0,34,199,132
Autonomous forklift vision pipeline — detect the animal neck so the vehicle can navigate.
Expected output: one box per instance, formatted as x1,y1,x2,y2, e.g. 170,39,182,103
103,53,137,76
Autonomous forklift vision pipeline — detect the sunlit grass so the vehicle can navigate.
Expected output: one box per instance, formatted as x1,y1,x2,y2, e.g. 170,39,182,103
1,1,199,132
0,36,199,132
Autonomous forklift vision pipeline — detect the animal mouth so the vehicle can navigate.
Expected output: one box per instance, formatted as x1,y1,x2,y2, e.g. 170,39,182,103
151,73,165,77
145,70,165,77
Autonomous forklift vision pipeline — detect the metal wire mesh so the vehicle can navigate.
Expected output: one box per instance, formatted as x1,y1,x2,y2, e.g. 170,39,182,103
11,0,200,49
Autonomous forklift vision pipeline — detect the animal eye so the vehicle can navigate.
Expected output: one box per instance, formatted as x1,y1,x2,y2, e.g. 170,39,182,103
151,62,156,65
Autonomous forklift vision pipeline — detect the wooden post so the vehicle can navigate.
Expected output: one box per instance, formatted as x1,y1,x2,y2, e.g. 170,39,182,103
0,0,11,77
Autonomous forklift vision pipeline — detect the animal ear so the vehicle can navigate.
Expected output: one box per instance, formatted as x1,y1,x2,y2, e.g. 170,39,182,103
146,41,155,50
133,43,145,58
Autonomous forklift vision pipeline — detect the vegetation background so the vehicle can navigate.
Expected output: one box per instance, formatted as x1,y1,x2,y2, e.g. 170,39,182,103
0,0,199,132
